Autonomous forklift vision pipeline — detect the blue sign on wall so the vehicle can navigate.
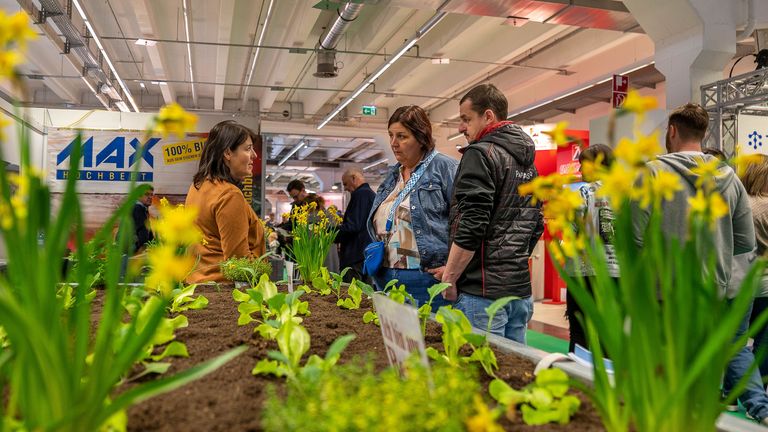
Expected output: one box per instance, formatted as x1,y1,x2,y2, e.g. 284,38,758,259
55,136,159,182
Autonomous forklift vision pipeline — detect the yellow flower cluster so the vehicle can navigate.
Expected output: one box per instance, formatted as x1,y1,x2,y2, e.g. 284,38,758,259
620,89,658,119
327,205,343,224
0,11,36,80
0,169,43,230
465,394,503,432
146,197,203,295
153,102,198,138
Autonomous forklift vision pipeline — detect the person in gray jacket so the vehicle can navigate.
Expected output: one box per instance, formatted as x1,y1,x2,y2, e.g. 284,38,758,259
632,103,765,424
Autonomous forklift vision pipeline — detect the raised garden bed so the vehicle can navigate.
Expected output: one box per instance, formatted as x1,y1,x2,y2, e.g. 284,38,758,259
125,284,605,431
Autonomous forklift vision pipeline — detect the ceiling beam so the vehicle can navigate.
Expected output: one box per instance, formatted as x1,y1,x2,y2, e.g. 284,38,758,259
132,0,176,104
214,0,235,110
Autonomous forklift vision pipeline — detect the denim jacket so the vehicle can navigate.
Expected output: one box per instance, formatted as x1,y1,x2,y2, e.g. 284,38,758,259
366,151,458,270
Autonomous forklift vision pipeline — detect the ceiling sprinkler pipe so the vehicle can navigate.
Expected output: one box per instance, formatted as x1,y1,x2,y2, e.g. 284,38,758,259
319,3,364,51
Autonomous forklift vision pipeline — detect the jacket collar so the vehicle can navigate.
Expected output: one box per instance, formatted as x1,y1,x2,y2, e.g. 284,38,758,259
460,121,515,154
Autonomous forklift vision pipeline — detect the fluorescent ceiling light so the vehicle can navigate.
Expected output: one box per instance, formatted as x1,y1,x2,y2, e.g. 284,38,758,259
242,0,276,109
150,81,168,86
139,82,146,89
431,58,450,64
115,101,130,112
278,140,306,166
72,0,139,112
317,10,447,130
135,38,157,46
507,61,656,119
363,158,389,171
182,0,197,107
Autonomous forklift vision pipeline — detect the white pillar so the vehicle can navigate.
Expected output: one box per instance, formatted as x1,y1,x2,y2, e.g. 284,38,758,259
622,0,743,107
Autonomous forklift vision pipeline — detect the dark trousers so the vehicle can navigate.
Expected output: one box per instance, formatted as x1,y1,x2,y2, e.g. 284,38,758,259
342,262,371,285
566,277,619,354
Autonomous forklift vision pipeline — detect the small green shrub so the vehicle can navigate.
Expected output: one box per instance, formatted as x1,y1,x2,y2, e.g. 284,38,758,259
262,358,483,432
220,257,272,282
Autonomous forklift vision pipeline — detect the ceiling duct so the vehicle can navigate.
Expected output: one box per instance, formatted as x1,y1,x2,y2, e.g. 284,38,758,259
314,2,363,78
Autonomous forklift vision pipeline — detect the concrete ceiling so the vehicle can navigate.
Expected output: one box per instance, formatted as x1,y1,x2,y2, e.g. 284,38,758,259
3,0,670,184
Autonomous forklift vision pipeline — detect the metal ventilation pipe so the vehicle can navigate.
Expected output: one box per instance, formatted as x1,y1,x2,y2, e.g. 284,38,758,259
315,2,363,78
319,2,364,50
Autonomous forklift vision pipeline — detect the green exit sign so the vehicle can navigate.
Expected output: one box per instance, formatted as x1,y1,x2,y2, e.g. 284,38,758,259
362,105,377,116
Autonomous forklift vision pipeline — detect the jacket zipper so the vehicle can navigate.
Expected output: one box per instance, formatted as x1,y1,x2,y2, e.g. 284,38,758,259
481,241,486,297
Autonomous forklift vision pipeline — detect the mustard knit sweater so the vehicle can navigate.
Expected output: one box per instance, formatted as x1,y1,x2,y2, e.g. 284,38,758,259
185,179,265,283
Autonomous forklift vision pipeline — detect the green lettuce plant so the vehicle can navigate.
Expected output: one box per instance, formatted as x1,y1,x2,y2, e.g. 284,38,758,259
489,368,581,425
220,255,273,284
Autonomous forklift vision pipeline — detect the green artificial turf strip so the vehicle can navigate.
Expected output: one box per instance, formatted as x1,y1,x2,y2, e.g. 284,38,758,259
526,329,569,354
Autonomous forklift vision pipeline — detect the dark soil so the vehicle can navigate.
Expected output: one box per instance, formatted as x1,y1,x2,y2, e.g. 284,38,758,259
126,285,605,431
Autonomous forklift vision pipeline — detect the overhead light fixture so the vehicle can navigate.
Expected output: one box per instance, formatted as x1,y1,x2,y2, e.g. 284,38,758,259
181,0,197,107
331,185,339,190
150,81,168,86
135,38,157,46
277,140,306,166
507,61,656,119
363,157,389,171
81,76,110,110
115,101,130,112
99,83,121,99
431,58,450,65
448,132,465,141
139,82,146,89
242,0,276,109
317,9,448,130
72,0,140,112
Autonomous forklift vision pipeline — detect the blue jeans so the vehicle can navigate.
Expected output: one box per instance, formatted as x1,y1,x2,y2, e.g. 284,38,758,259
454,292,533,344
723,299,768,421
750,297,768,379
373,268,451,313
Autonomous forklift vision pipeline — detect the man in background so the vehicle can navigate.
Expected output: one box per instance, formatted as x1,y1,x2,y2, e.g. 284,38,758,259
132,185,154,253
336,168,375,283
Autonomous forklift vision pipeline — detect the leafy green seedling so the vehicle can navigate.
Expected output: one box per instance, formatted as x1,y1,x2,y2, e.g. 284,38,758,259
337,279,364,309
417,282,450,335
489,368,581,425
169,284,209,313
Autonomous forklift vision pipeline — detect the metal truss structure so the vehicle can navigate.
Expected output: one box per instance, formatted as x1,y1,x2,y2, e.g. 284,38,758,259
701,66,768,155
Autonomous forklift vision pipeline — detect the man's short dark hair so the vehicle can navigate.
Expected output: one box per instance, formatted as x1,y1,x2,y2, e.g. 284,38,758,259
286,179,305,193
668,103,709,142
460,84,508,121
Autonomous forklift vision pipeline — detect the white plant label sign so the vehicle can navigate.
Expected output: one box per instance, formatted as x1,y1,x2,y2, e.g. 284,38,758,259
285,261,294,293
372,293,429,371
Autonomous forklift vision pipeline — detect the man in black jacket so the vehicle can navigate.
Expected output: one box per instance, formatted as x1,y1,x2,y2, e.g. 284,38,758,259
336,168,375,283
440,84,544,344
132,186,154,253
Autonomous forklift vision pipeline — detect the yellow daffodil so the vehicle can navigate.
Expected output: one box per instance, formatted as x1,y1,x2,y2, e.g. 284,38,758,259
614,132,662,167
543,121,570,147
465,395,503,432
145,244,196,295
0,202,12,230
688,189,729,227
154,103,198,138
518,174,577,204
733,150,764,178
596,164,639,209
6,12,36,48
0,50,21,78
151,203,202,246
637,171,683,209
560,229,586,258
620,89,658,117
691,157,724,189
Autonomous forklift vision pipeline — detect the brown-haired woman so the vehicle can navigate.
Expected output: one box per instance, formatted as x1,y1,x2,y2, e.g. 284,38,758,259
742,155,768,378
366,105,458,312
185,120,265,283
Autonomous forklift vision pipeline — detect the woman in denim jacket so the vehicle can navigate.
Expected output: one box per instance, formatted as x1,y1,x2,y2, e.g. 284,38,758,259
366,105,458,311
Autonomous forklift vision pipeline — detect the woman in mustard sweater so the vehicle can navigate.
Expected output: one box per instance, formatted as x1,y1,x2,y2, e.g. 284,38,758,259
185,120,265,283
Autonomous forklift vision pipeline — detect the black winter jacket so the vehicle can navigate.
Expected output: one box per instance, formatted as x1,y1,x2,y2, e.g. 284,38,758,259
449,123,544,299
335,183,375,268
